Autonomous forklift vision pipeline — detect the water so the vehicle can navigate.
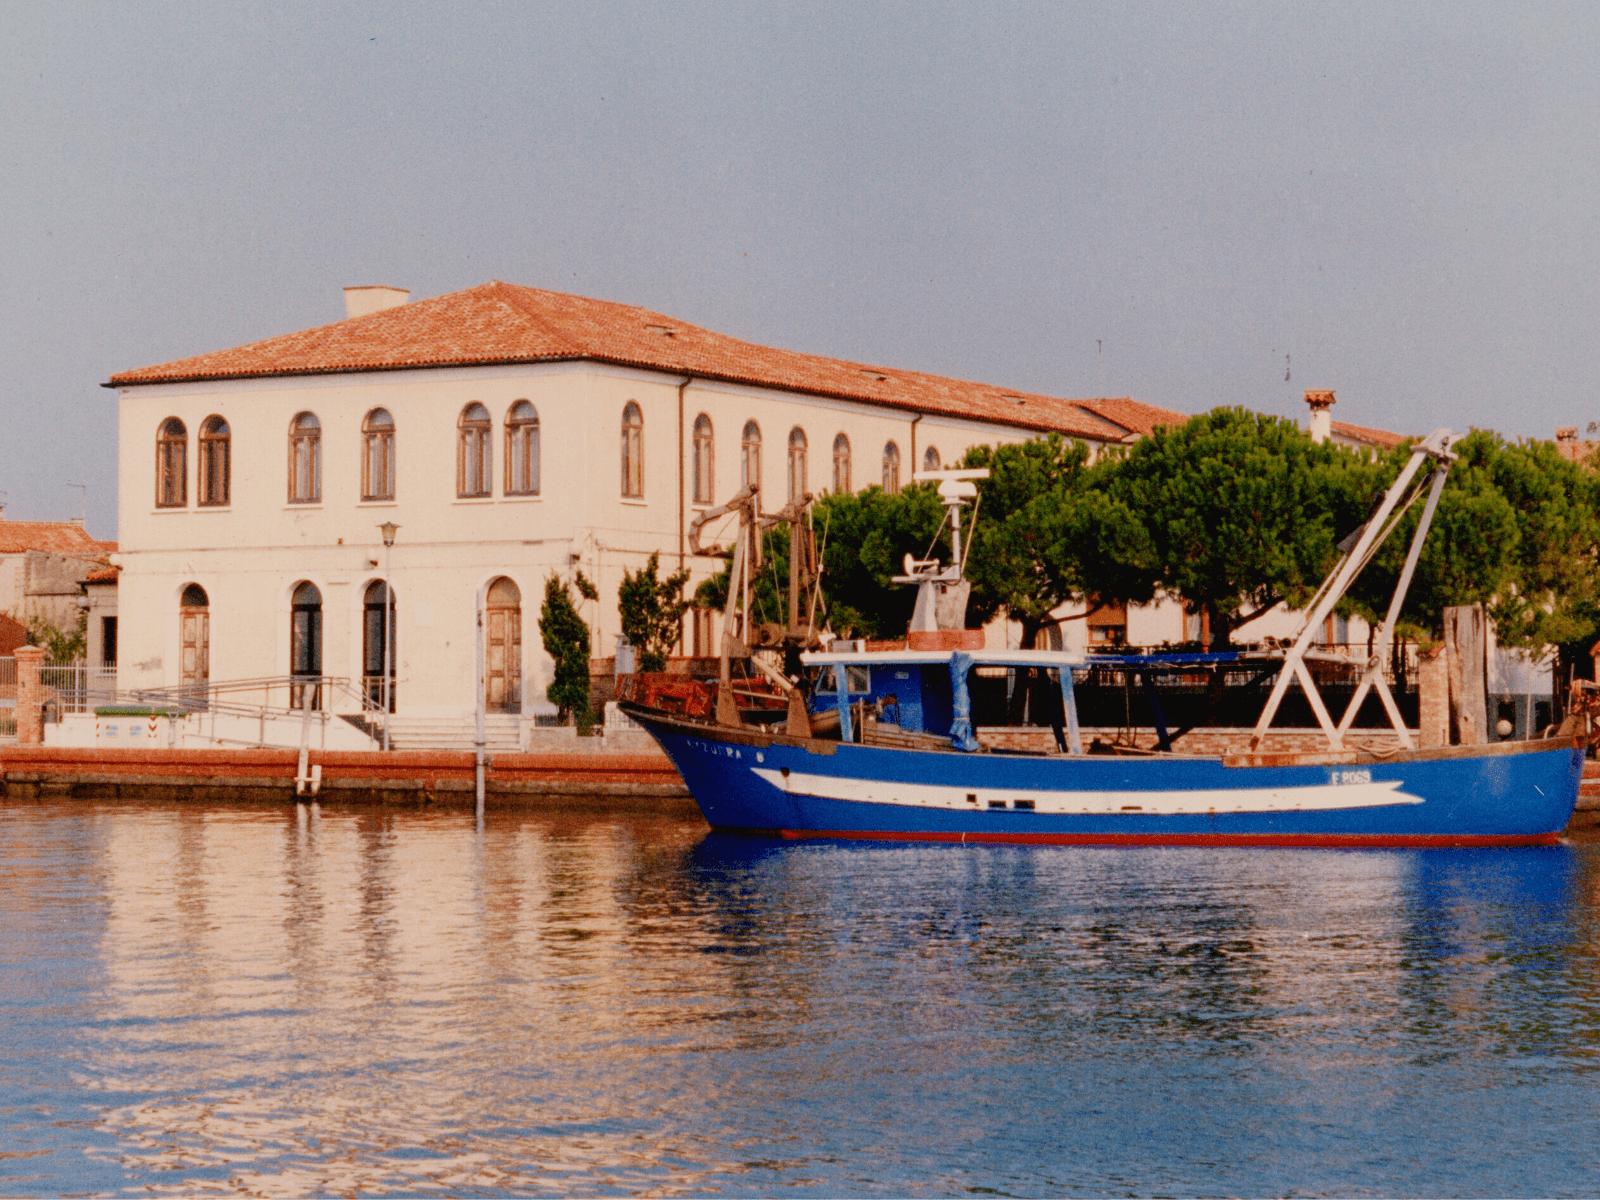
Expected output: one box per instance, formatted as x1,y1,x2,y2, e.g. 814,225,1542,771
4,802,1600,1196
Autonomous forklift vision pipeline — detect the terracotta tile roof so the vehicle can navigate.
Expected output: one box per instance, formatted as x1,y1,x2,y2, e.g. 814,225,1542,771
108,281,1187,442
1331,420,1409,450
1073,396,1188,438
0,521,116,557
82,565,120,583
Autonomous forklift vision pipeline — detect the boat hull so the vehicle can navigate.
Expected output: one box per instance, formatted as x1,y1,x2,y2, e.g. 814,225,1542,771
625,707,1584,847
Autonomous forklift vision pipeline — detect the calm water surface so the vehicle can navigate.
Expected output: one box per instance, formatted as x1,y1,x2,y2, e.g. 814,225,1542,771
4,801,1600,1196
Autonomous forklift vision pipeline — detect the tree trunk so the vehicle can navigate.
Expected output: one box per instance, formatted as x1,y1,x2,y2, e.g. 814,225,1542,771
1006,619,1042,724
1205,599,1231,652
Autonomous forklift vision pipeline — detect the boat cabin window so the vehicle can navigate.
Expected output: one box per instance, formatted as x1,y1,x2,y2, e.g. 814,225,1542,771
820,664,871,693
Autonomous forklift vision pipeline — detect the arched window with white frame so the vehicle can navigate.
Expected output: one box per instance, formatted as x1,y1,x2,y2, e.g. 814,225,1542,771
288,413,321,503
505,401,540,496
157,417,187,508
458,403,491,497
922,444,941,472
832,433,851,493
621,402,644,497
362,408,395,501
787,427,808,503
882,441,901,494
741,420,762,494
198,416,229,507
692,413,714,504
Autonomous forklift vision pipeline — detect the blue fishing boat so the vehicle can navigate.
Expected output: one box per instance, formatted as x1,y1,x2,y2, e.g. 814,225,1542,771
622,430,1586,846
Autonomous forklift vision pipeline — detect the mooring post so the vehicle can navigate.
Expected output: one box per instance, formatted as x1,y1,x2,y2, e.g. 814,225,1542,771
14,646,44,746
475,602,486,821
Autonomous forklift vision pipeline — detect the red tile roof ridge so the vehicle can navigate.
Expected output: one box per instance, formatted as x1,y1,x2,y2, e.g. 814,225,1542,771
1073,396,1190,437
82,565,120,583
1330,419,1409,449
107,281,1169,442
0,521,116,556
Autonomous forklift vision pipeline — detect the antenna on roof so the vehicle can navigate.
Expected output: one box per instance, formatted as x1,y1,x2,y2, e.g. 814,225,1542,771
65,482,86,525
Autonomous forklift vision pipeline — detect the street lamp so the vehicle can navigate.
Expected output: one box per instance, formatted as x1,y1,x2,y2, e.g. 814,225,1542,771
379,522,399,751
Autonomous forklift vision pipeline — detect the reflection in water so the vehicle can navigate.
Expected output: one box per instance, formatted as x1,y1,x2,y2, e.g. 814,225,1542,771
4,803,1600,1195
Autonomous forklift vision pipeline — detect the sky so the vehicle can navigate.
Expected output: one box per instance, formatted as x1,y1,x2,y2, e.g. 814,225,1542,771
3,1,1597,539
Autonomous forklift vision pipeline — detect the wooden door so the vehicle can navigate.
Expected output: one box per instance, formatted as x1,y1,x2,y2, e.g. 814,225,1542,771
180,609,209,688
485,581,522,713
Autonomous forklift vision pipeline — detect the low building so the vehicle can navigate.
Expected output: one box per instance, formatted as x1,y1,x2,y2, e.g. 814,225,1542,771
80,566,118,676
0,516,116,634
106,281,1187,724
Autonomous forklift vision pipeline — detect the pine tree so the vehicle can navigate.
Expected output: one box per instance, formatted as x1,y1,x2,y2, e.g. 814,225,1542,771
541,570,597,726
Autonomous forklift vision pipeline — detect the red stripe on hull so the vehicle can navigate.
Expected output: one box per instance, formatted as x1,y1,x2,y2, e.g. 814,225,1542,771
753,828,1562,848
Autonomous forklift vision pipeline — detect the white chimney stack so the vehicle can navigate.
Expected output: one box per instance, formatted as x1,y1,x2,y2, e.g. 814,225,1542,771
1305,390,1336,444
343,286,410,319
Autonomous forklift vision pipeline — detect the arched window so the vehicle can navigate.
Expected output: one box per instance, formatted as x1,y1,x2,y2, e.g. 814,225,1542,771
362,409,395,501
290,581,323,710
621,402,644,497
288,413,321,503
882,441,901,494
505,401,540,496
485,576,523,712
922,444,941,472
692,414,714,504
363,579,397,710
156,418,187,508
832,433,851,494
787,427,808,503
741,420,762,493
198,417,229,507
458,404,492,497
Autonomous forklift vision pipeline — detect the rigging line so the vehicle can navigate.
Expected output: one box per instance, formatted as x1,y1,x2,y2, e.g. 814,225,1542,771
1298,477,1430,623
809,508,832,632
919,505,954,566
1344,475,1432,587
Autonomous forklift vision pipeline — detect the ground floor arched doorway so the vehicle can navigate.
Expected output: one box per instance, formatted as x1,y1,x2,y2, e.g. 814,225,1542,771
485,577,521,713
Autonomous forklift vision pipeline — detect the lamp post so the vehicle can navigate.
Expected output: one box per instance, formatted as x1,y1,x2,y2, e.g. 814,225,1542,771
379,521,399,751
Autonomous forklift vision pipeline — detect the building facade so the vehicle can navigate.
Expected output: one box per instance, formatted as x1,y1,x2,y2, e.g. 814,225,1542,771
107,281,1185,719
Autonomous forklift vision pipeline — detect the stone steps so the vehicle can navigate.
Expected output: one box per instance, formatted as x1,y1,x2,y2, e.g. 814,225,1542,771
384,715,522,751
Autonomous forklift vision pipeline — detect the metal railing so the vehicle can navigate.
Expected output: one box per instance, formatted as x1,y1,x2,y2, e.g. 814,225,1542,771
112,674,389,749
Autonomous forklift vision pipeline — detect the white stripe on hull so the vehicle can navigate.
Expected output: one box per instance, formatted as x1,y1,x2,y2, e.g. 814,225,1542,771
750,768,1425,816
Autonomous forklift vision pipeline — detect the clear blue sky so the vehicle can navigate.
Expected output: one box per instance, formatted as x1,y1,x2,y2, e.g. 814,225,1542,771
3,2,1596,538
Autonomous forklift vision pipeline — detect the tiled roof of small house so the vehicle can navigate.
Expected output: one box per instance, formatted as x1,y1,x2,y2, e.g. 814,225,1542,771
108,281,1188,441
0,521,116,557
1331,420,1409,450
82,565,120,584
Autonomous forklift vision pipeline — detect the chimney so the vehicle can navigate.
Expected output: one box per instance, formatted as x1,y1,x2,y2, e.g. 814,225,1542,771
343,286,410,319
1305,389,1336,444
1556,427,1579,442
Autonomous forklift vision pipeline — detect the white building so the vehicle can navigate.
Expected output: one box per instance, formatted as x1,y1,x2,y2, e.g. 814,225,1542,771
107,281,1186,727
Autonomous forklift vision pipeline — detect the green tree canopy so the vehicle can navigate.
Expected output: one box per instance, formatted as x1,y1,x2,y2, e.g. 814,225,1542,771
540,570,597,726
960,434,1149,647
1088,407,1383,648
1348,430,1600,649
618,552,691,671
810,484,945,640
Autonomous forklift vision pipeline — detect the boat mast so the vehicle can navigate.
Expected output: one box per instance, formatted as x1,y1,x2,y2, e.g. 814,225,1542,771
895,468,989,631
